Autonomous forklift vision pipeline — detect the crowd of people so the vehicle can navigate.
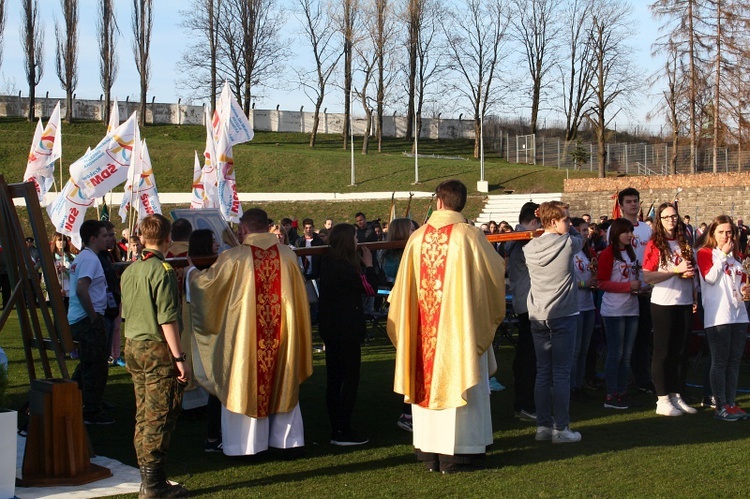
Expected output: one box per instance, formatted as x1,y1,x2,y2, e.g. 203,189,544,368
7,180,750,495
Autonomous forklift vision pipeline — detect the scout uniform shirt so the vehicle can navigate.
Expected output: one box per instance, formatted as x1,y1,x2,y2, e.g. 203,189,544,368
121,248,181,342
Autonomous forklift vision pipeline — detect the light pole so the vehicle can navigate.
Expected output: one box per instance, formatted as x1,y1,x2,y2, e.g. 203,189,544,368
477,95,488,193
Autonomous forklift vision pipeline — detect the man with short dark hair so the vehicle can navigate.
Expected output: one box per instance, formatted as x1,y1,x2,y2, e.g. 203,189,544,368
354,212,377,243
281,217,300,246
295,218,325,324
613,187,654,395
166,218,193,257
69,219,113,424
190,207,313,456
388,179,505,474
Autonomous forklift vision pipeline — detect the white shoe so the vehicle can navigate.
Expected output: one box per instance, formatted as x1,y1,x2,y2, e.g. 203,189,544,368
535,426,553,441
670,394,698,414
552,426,581,444
656,399,682,417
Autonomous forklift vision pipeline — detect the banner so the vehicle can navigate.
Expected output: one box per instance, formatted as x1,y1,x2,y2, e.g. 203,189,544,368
202,107,219,209
119,133,161,222
23,102,62,205
107,97,120,135
214,81,254,146
70,112,138,199
215,124,242,223
190,150,206,209
46,178,94,250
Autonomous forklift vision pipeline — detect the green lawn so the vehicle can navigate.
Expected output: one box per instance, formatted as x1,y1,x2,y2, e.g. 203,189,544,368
2,318,750,497
0,118,594,200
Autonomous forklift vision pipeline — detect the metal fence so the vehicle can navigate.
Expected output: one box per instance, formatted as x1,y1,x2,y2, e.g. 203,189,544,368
505,135,750,175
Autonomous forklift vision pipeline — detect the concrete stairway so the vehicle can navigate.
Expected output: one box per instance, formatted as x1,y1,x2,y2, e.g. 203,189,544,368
475,192,562,227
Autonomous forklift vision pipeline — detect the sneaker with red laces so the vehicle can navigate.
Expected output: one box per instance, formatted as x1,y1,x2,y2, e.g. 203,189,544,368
727,405,749,420
715,405,742,421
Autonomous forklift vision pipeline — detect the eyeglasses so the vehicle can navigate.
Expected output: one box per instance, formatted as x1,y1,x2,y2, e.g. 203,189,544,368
660,215,679,221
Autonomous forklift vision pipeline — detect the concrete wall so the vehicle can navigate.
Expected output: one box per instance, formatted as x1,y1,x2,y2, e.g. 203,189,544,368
0,94,476,139
562,173,750,225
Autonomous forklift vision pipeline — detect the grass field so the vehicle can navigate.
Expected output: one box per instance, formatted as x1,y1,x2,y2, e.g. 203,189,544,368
3,317,750,498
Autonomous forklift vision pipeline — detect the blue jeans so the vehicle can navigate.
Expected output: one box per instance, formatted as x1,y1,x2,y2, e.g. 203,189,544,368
705,323,748,406
602,316,639,395
572,310,596,390
531,316,577,430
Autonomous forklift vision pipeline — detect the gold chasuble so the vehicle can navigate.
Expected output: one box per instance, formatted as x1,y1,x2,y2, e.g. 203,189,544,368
387,210,506,410
190,232,312,419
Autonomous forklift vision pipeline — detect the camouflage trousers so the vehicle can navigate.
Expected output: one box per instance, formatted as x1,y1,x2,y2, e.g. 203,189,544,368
125,338,184,467
70,314,109,416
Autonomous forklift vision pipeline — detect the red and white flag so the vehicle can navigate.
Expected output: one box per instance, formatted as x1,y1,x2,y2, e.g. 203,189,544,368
24,101,62,205
215,124,242,223
46,177,94,250
120,137,161,223
202,107,220,209
69,112,138,199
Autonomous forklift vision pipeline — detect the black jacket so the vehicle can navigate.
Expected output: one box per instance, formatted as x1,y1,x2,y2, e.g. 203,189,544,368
317,256,377,343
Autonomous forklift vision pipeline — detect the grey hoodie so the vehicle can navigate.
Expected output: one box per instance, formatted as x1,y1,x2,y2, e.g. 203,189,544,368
523,228,583,321
507,224,532,314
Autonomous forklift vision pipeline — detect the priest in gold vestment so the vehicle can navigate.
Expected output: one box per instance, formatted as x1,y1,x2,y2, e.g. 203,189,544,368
189,208,312,456
387,180,506,474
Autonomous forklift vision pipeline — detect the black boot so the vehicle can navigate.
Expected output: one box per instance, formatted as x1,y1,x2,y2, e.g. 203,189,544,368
139,464,189,498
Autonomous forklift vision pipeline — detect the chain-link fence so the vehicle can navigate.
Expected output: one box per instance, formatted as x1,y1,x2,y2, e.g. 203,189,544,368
502,135,750,175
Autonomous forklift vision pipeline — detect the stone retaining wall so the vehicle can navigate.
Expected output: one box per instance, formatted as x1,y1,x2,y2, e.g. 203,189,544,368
562,173,750,224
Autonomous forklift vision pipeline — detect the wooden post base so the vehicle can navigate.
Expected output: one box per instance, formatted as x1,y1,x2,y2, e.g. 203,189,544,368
18,379,112,487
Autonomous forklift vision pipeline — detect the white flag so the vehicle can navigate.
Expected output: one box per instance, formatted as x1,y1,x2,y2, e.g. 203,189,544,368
23,102,62,204
119,127,142,222
214,81,254,146
202,107,219,209
215,124,242,223
107,97,120,135
190,150,206,210
46,178,94,250
70,112,138,199
132,139,162,220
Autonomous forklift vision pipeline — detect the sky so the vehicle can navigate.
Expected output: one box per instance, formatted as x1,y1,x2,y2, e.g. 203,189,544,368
0,0,666,130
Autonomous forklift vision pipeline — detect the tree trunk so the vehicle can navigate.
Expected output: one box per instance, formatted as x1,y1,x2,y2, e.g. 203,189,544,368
310,93,324,148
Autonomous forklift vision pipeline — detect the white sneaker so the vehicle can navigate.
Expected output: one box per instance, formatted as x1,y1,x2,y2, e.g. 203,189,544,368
656,399,682,417
535,426,553,441
552,426,581,444
670,394,698,414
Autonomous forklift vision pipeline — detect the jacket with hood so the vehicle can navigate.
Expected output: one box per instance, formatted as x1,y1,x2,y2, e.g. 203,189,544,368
523,228,583,321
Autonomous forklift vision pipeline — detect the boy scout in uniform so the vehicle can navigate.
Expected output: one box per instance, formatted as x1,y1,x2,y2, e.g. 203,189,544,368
121,214,192,498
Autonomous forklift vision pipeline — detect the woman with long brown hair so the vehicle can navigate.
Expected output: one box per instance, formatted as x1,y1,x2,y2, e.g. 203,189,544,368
643,202,698,417
318,223,378,446
597,218,640,409
696,215,750,421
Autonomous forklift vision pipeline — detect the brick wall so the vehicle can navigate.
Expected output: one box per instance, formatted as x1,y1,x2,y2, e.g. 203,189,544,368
562,173,750,225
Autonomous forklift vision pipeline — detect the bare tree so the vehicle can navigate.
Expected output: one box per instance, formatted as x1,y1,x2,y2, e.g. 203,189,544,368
510,0,562,134
651,0,706,173
98,0,119,126
373,0,398,151
404,0,421,139
55,0,78,124
296,0,342,147
585,0,639,178
132,0,153,126
215,0,287,113
0,0,6,69
178,0,222,112
21,0,44,122
559,0,595,142
413,0,443,144
442,0,510,158
354,27,377,154
340,0,359,148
